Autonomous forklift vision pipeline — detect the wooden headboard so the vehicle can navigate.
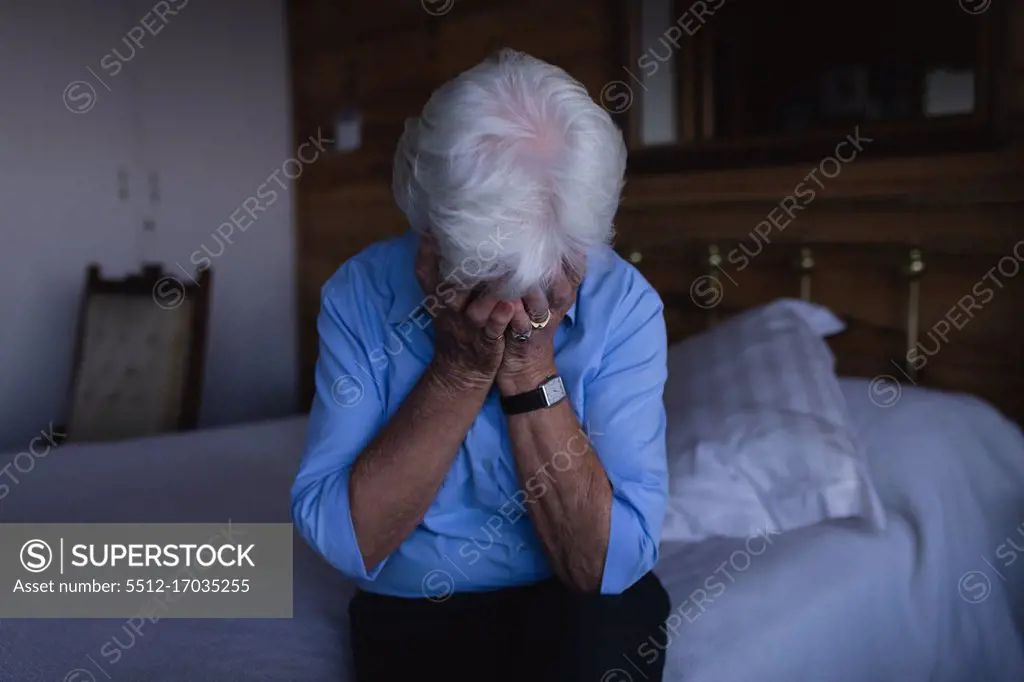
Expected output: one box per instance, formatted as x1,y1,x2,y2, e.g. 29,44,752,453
285,0,1024,414
614,238,1024,425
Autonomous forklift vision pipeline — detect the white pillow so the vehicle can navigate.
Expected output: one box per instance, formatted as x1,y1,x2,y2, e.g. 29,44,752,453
660,299,885,543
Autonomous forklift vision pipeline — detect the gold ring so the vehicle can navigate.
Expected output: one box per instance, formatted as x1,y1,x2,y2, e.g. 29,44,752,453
529,309,552,330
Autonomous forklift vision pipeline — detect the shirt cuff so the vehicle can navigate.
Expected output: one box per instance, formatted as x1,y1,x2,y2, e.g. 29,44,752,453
292,467,389,582
599,487,659,595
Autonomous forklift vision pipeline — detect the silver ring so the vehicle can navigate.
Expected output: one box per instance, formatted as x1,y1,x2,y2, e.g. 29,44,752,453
529,309,551,330
511,329,531,343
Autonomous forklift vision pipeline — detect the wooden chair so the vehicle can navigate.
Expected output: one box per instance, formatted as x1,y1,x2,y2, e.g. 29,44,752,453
64,264,211,442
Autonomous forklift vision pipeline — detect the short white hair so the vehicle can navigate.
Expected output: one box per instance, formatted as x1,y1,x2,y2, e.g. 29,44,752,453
392,49,627,298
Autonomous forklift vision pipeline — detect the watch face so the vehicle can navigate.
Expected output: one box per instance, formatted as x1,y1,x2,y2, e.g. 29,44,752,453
542,377,566,406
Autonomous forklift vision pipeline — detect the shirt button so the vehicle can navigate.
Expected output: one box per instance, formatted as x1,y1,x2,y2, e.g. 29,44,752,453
483,460,496,475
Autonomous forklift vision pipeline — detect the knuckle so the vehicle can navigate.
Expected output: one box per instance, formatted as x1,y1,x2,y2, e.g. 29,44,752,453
464,310,487,328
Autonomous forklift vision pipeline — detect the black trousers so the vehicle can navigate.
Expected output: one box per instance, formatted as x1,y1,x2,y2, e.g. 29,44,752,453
349,571,671,682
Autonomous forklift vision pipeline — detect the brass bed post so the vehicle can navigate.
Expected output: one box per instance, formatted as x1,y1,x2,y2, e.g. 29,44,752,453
706,243,722,328
797,247,815,302
903,248,925,382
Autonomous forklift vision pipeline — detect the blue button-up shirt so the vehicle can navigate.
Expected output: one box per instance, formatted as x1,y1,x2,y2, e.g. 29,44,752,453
291,231,668,596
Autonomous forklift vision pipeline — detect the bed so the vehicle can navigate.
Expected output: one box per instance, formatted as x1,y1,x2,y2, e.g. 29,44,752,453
1,376,1022,682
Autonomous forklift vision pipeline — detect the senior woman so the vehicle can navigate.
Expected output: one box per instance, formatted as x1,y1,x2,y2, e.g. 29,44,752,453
292,49,671,682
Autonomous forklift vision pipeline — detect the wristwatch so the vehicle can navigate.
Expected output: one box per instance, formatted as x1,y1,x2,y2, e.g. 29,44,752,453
500,375,567,415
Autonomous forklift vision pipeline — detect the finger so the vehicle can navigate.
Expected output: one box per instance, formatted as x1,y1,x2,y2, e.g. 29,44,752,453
446,287,472,314
549,268,579,311
464,293,502,328
507,300,533,342
484,301,514,341
521,287,550,323
565,258,585,288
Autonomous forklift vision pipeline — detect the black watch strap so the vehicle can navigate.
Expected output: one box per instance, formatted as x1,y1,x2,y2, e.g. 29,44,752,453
500,375,566,415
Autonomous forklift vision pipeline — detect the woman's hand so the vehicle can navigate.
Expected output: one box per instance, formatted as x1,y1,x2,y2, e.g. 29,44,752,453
415,237,515,390
496,268,581,395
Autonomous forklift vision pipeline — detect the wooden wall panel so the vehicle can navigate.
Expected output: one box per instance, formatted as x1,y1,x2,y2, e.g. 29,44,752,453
288,0,1024,415
621,150,1024,204
616,201,1024,252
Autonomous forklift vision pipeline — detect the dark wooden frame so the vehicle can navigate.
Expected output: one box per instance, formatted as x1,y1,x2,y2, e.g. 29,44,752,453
610,0,1014,175
64,263,212,437
612,238,1024,426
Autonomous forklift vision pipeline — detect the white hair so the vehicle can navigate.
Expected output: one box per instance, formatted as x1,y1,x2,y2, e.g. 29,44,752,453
392,49,627,298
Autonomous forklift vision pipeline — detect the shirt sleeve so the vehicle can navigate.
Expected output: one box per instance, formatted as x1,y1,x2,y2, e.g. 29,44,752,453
290,280,390,581
587,281,668,595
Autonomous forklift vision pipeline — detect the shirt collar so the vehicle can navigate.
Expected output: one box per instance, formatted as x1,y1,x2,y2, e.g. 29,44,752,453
386,232,577,328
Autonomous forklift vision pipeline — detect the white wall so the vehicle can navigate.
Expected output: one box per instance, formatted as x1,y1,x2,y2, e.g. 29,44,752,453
0,0,299,451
